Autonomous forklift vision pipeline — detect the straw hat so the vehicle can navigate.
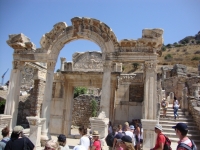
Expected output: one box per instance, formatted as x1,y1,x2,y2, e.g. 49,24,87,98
92,130,100,136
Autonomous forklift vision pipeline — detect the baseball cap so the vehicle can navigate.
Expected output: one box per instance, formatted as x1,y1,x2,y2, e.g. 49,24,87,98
172,123,188,131
13,125,24,134
121,135,132,143
155,124,163,131
57,134,66,142
130,125,135,130
115,133,123,139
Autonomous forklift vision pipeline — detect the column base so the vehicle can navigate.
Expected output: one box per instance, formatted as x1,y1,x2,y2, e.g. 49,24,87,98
141,119,157,150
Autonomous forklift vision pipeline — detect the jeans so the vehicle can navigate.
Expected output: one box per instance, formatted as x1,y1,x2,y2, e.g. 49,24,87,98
174,107,179,119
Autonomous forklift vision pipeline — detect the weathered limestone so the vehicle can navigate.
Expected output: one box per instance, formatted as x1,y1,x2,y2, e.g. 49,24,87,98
0,115,12,139
4,61,24,129
141,119,157,150
26,117,45,148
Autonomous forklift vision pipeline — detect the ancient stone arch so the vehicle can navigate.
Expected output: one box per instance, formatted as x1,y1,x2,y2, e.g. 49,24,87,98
5,17,163,147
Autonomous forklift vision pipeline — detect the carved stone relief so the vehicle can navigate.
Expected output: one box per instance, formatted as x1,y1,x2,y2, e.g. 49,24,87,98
118,74,143,85
129,84,144,102
144,61,157,72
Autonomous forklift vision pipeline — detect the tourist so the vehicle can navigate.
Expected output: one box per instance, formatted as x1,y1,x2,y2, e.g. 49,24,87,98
124,122,129,131
78,127,90,150
108,121,113,134
57,134,69,150
161,98,168,118
113,134,123,150
140,126,143,149
0,126,10,150
172,123,196,150
106,126,117,150
117,125,123,133
150,124,165,150
118,135,135,150
4,125,35,150
44,140,60,150
173,98,180,120
73,145,87,150
129,125,136,147
135,123,140,150
91,131,101,150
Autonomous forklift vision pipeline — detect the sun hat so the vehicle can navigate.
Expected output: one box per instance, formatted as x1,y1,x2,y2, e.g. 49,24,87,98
124,122,129,126
130,125,135,130
172,123,188,131
92,130,100,136
155,124,163,131
13,125,24,134
57,134,66,142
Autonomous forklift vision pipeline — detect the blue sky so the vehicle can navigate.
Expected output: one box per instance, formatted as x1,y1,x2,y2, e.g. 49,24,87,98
0,0,199,84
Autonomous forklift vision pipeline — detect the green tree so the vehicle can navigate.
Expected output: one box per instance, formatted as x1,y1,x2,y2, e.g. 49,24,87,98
164,54,173,60
91,99,98,117
132,63,139,69
74,87,87,98
56,69,60,72
0,99,6,114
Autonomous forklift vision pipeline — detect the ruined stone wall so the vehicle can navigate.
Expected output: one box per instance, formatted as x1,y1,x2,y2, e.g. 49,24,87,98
186,77,200,96
72,94,100,128
188,99,200,130
17,80,46,127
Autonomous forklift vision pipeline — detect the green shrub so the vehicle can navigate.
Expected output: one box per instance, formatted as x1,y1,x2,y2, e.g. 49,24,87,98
91,99,98,117
161,46,166,51
74,87,87,98
132,63,139,69
164,54,173,60
0,99,6,114
196,40,200,45
191,56,200,61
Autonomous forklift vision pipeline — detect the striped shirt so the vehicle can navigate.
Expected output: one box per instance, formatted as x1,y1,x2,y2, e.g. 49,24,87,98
177,137,192,150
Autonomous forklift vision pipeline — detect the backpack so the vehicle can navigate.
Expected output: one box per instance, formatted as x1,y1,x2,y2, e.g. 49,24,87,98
163,134,172,150
177,139,197,150
161,101,166,107
105,133,115,147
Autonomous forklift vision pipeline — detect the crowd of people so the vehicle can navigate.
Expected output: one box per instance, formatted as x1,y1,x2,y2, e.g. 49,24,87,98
0,121,197,150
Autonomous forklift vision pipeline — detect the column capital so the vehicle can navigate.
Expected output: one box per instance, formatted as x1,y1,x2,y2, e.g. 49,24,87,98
26,116,46,126
103,61,112,72
47,61,56,71
12,61,25,70
144,61,157,72
60,57,66,63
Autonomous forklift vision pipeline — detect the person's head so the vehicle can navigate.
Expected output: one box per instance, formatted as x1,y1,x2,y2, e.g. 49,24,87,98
78,126,87,136
11,125,24,139
44,140,60,150
124,122,129,127
154,124,162,134
117,124,122,131
109,121,112,126
118,135,134,150
1,126,9,138
57,134,66,146
92,130,100,140
130,125,135,132
113,126,117,133
172,123,188,138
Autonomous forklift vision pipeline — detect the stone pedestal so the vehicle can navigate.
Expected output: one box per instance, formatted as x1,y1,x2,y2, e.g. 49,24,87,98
0,115,12,139
141,119,157,150
89,112,109,139
26,117,46,148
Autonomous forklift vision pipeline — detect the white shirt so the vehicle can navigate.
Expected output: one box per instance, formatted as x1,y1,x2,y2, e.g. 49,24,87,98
125,131,135,145
79,136,90,150
73,145,87,150
60,144,70,150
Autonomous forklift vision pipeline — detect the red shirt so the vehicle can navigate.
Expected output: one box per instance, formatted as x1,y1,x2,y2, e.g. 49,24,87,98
93,140,101,150
177,137,192,150
153,133,165,149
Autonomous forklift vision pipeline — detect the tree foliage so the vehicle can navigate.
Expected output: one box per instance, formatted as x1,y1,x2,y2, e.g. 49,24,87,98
74,87,87,98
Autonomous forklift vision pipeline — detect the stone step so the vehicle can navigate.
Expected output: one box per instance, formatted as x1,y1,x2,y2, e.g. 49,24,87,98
159,117,193,121
163,132,200,140
159,120,196,126
162,128,200,134
169,137,200,144
160,111,185,115
161,124,199,130
159,115,192,119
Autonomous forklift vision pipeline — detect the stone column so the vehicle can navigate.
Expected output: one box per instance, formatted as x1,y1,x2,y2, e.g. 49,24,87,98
143,61,157,119
99,61,112,118
141,119,157,150
26,117,46,148
63,83,74,136
0,115,12,139
41,61,56,140
4,61,24,129
60,57,66,71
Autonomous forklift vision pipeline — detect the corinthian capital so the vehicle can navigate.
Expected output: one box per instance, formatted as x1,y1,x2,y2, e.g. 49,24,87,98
47,61,56,71
12,61,25,70
144,61,157,72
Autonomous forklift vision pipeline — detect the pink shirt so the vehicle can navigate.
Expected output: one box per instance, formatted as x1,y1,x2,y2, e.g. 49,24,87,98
177,137,192,150
93,140,101,150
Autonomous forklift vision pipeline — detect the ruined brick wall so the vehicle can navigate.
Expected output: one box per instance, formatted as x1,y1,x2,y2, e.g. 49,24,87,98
72,94,100,128
188,99,200,130
17,80,46,127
